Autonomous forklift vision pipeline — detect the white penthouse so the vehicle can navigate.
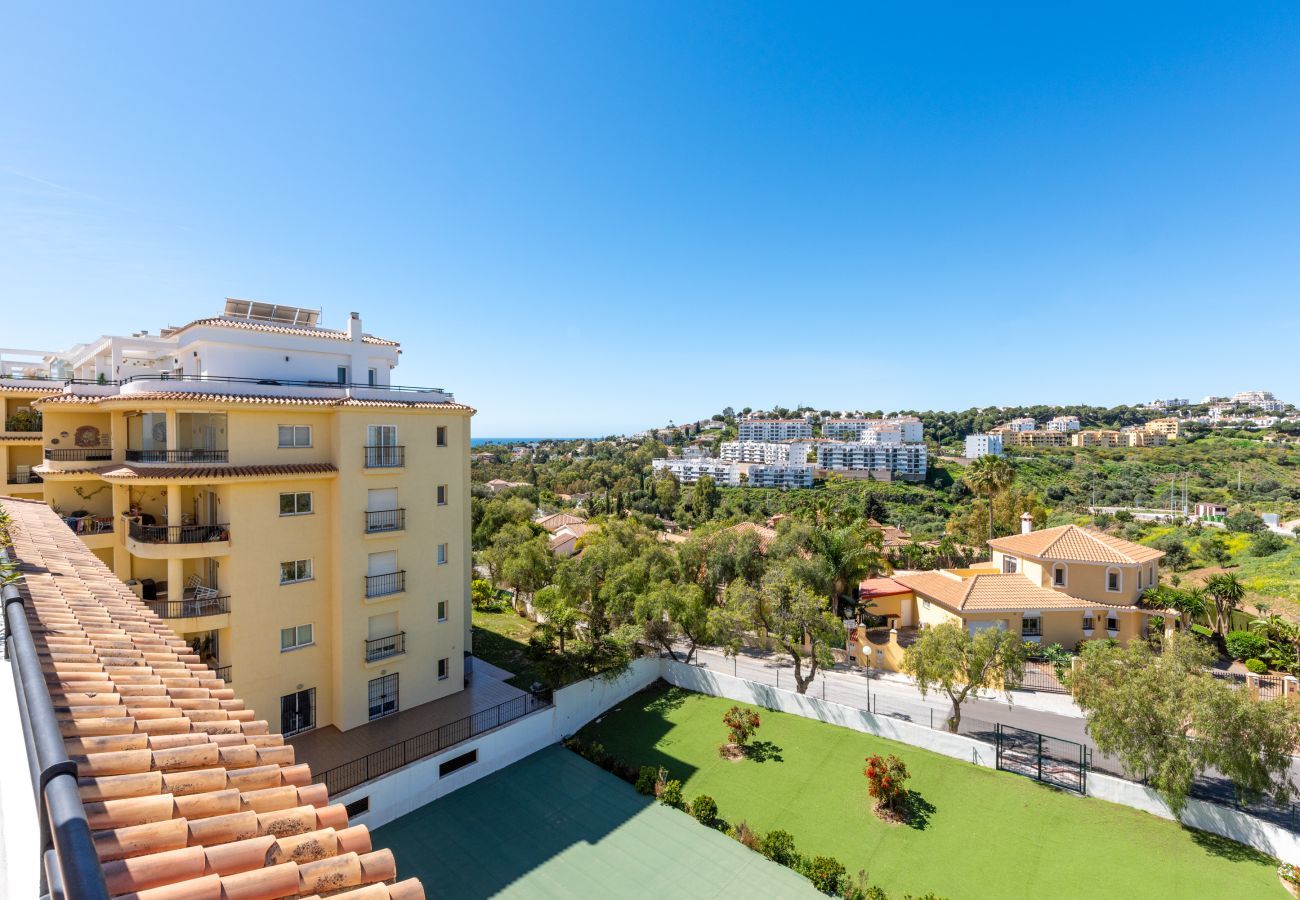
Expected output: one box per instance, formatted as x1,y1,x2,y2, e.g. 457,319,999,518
1045,415,1081,432
720,441,811,464
1004,417,1037,432
737,418,813,441
822,416,923,443
652,456,814,488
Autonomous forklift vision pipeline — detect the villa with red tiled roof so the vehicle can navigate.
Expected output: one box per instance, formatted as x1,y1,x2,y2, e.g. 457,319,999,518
848,515,1174,671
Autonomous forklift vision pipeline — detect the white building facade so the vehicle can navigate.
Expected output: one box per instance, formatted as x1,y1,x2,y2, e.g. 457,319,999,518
720,441,811,464
964,433,1004,459
737,419,813,441
817,442,927,478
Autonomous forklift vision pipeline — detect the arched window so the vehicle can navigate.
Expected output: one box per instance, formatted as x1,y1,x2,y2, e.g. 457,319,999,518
1105,567,1122,593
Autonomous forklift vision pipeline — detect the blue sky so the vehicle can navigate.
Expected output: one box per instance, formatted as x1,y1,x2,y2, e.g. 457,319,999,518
3,3,1298,436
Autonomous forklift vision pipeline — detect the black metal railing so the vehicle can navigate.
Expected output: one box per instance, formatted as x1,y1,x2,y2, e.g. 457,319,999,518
364,508,405,533
44,445,113,462
128,521,230,544
312,690,552,795
364,445,405,468
120,372,449,395
124,448,230,463
365,631,406,662
1012,656,1070,694
63,516,114,536
365,570,406,598
213,664,233,683
2,547,112,899
8,472,42,484
147,596,230,618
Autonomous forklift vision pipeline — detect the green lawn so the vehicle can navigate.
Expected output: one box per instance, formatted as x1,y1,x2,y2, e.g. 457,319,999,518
471,605,542,689
579,684,1283,900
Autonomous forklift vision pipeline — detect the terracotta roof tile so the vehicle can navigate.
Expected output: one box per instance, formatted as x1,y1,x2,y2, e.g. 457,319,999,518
987,525,1164,565
0,497,424,900
98,463,340,481
177,316,400,346
896,570,1141,612
858,577,912,599
535,513,585,533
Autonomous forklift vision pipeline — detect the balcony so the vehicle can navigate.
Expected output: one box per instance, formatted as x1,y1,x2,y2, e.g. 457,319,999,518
365,570,406,598
44,443,112,462
364,445,405,469
364,508,406,534
365,631,406,662
6,472,41,485
213,664,232,683
128,520,230,544
124,448,230,464
147,595,230,618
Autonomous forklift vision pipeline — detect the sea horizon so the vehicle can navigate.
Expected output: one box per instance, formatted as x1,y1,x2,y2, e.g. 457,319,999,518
471,436,597,446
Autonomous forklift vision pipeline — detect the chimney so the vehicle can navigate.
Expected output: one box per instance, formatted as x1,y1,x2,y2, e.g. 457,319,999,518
347,311,362,342
1021,512,1034,534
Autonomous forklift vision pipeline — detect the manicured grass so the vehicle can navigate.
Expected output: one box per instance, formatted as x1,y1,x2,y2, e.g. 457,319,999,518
579,684,1282,900
471,605,542,689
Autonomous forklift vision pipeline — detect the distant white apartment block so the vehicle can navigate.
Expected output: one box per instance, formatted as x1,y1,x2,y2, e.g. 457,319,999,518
817,442,927,479
737,418,813,441
822,416,923,443
652,456,813,488
965,433,1004,458
720,441,811,464
1004,417,1037,432
1233,390,1275,405
652,457,736,485
1045,415,1081,432
1144,398,1189,410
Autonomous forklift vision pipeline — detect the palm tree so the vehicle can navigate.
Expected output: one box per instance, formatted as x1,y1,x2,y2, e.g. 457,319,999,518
963,455,1015,541
806,523,890,617
1204,572,1246,644
1145,584,1207,633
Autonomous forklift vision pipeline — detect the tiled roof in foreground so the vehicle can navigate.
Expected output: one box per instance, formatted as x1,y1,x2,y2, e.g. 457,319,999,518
0,496,423,900
987,524,1164,565
34,391,474,412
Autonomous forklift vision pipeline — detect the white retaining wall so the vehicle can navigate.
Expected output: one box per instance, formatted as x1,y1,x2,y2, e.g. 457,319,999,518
335,656,663,828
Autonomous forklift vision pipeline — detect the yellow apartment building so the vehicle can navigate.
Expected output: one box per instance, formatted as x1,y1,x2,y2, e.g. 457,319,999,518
1143,417,1185,440
849,516,1169,670
1003,429,1070,448
1071,430,1122,448
1,301,473,736
1123,429,1167,448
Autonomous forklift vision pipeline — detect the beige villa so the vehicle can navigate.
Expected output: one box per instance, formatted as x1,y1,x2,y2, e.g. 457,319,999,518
849,514,1169,670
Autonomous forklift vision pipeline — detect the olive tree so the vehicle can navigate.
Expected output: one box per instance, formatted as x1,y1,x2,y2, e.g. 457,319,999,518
901,622,1026,733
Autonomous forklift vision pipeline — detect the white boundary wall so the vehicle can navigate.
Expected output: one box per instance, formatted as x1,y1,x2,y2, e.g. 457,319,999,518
334,656,1300,863
336,657,662,829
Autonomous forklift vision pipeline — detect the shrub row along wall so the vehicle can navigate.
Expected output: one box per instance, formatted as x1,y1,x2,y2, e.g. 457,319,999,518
661,660,1300,864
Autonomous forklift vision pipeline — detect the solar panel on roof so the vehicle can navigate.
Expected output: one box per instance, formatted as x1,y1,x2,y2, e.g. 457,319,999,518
223,298,321,327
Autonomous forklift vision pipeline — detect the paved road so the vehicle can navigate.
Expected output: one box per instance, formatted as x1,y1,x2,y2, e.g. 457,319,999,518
673,641,1300,828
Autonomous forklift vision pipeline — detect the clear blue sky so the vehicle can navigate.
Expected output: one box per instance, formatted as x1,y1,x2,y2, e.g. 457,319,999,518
3,3,1298,436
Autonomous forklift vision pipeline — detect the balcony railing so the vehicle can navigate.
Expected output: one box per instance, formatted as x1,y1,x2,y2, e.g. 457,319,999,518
365,570,406,598
7,472,41,484
364,508,406,533
119,372,448,395
213,664,232,683
365,631,406,662
364,445,405,468
64,516,113,535
128,521,230,544
44,444,112,462
147,596,230,618
124,448,230,463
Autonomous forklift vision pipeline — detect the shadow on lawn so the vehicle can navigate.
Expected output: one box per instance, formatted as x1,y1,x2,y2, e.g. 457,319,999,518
901,791,935,831
745,740,784,763
1190,828,1277,865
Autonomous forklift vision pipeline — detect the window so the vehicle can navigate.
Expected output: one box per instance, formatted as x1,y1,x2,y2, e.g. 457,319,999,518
437,543,448,565
279,492,313,516
280,624,314,651
437,657,449,680
436,425,447,447
436,484,448,506
280,559,313,584
368,673,398,720
1107,615,1119,633
1082,615,1095,632
1022,617,1042,637
337,365,349,384
437,599,447,622
439,750,477,778
1052,565,1066,587
280,688,315,736
344,797,369,818
278,425,312,448
1106,568,1121,592
368,368,377,387
1002,556,1018,574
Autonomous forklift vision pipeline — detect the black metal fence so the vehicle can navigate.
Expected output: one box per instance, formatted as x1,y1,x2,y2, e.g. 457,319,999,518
364,445,405,468
364,508,406,533
365,631,406,662
124,448,229,463
44,445,113,461
1013,656,1070,694
128,521,230,544
995,723,1089,793
147,596,230,618
365,570,406,598
312,691,552,795
7,472,41,484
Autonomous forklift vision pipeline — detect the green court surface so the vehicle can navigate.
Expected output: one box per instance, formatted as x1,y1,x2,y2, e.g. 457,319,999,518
373,744,821,899
577,684,1283,900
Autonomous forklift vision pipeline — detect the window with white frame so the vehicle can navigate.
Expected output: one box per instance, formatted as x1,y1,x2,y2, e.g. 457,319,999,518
1021,616,1042,637
1082,615,1095,632
279,492,313,516
280,623,314,651
1052,564,1066,587
1106,568,1121,592
437,599,447,622
437,543,448,565
280,559,313,584
1106,615,1119,632
437,657,449,680
278,425,312,448
436,484,448,506
1002,556,1018,574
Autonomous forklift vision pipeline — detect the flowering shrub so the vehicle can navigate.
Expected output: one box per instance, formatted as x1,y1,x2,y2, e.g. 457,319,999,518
1281,863,1300,885
863,753,910,815
722,705,761,747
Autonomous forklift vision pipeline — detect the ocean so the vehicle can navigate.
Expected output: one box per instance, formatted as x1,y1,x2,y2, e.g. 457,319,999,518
470,437,592,447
